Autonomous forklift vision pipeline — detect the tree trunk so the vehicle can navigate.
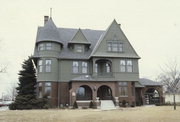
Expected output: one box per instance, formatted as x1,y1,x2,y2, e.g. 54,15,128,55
173,93,176,110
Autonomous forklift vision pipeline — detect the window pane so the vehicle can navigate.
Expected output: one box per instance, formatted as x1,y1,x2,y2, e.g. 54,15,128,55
38,44,44,51
120,60,125,65
119,87,128,96
127,60,132,65
95,63,98,73
45,82,51,98
73,61,78,66
119,82,128,86
76,45,83,52
120,60,126,72
82,62,87,74
107,42,112,51
45,82,51,87
45,60,51,72
119,43,123,52
73,61,79,73
38,60,43,72
82,62,87,66
46,60,51,65
120,66,125,72
127,60,132,72
106,63,111,73
46,43,52,50
127,66,132,72
112,43,118,51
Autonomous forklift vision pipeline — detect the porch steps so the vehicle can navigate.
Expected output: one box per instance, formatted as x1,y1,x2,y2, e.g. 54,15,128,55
100,100,116,110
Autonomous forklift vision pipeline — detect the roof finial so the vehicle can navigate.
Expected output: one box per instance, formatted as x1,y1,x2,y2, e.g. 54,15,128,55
50,8,52,18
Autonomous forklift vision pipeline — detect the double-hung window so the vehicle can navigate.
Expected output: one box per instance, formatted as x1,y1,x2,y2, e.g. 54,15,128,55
44,82,51,98
38,60,43,72
127,60,133,72
119,82,128,97
120,60,133,72
120,60,126,72
82,62,88,74
76,45,83,53
45,60,51,72
73,61,79,73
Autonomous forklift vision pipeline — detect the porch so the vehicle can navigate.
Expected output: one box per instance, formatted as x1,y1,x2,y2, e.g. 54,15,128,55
69,81,118,108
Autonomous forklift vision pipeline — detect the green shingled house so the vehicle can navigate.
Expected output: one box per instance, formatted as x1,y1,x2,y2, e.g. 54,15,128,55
33,16,164,108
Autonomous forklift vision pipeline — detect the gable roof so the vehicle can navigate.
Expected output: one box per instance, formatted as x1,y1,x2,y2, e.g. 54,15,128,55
34,19,140,59
90,19,140,58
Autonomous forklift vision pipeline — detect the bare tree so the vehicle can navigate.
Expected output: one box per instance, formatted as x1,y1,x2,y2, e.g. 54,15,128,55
6,83,17,101
157,60,180,110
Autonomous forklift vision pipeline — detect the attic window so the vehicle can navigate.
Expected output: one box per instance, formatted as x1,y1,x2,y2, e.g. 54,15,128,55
107,41,123,52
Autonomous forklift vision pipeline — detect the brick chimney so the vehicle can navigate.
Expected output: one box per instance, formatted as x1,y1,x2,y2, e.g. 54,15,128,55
44,16,49,25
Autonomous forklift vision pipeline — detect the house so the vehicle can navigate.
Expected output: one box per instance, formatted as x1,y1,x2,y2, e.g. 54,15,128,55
33,16,164,108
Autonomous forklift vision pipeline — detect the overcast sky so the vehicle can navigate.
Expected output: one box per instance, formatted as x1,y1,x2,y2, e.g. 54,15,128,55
0,0,180,98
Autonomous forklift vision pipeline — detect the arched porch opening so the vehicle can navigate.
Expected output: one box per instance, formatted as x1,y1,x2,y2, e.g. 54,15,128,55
144,88,160,105
76,85,92,100
97,85,112,100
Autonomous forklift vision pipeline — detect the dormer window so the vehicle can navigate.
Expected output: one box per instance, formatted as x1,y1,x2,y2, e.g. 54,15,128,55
107,41,123,52
75,45,83,53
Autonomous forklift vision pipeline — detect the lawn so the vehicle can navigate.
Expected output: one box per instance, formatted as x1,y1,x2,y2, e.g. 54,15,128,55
0,106,180,122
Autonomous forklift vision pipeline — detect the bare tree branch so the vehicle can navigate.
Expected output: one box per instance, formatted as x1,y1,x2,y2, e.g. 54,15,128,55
157,60,180,93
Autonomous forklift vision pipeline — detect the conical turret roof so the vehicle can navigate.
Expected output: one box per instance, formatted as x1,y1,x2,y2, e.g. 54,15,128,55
36,18,62,43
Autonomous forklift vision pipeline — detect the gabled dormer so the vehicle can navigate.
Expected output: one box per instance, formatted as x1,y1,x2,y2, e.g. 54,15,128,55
68,29,91,53
90,19,140,58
